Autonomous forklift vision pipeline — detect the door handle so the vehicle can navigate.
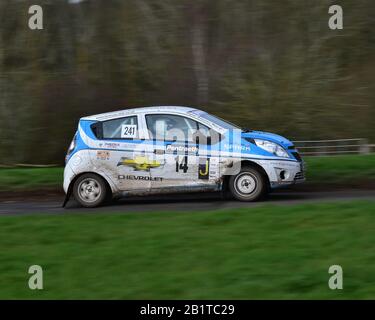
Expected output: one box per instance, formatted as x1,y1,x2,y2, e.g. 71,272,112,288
154,149,165,155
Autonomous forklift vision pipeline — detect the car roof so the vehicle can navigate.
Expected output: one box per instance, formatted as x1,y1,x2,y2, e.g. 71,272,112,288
81,106,201,121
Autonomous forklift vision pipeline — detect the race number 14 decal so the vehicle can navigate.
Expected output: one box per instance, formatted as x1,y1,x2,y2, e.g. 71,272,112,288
175,156,189,173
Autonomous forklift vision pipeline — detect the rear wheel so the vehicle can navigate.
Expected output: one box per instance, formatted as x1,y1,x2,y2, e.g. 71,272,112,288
229,166,267,202
73,173,108,208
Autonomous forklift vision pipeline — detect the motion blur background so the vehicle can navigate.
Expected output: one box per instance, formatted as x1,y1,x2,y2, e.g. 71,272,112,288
1,0,375,300
0,0,374,164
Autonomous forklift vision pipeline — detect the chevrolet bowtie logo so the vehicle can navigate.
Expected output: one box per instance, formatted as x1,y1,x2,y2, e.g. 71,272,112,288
117,156,161,171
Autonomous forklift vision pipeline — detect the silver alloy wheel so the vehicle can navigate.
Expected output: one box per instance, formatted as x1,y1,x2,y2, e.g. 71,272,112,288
77,178,102,203
234,172,257,195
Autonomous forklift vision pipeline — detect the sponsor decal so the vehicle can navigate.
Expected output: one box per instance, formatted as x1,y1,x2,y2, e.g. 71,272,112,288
98,142,121,149
118,175,163,182
198,157,210,180
166,144,198,153
224,143,250,152
268,161,297,167
117,156,161,171
96,150,110,160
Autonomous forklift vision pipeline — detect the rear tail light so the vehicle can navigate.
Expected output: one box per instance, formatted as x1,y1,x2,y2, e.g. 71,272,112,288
65,133,77,162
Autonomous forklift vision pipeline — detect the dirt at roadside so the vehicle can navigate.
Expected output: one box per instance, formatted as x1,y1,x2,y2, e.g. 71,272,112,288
0,188,64,202
287,180,375,192
0,181,374,203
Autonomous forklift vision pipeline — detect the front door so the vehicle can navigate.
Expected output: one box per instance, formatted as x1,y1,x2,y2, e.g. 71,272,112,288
144,113,220,193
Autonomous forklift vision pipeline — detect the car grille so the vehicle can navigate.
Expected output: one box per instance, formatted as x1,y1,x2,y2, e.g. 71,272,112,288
294,171,305,181
291,151,302,162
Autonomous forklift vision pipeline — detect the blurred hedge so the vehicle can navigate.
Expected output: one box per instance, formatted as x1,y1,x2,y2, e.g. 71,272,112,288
0,0,374,164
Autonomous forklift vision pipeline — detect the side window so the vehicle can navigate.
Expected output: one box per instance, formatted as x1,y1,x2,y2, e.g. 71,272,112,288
197,122,211,138
102,116,138,139
195,122,221,145
146,114,198,142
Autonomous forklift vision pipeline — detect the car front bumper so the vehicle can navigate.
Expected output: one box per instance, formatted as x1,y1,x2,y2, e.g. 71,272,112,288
256,159,305,188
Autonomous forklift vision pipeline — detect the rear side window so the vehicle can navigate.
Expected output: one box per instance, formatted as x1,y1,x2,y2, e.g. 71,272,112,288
102,116,138,139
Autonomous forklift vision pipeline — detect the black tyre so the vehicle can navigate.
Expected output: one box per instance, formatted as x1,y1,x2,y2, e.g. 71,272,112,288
228,166,267,202
73,173,108,208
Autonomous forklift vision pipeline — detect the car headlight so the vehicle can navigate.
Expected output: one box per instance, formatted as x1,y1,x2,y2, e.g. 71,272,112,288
254,139,289,158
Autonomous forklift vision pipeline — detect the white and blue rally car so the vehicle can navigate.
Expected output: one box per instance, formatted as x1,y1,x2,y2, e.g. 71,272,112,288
63,106,305,207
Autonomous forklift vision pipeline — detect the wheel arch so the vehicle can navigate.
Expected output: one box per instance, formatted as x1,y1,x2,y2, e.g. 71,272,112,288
66,171,113,203
222,160,270,192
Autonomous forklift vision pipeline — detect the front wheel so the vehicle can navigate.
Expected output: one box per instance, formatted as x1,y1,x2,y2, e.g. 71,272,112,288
228,166,267,202
73,173,108,208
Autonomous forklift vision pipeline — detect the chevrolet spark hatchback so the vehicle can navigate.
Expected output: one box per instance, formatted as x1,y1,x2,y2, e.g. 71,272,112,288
63,106,305,207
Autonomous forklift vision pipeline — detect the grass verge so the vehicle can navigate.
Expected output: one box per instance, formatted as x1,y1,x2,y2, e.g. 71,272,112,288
305,154,375,185
0,201,375,299
0,154,374,191
0,167,63,191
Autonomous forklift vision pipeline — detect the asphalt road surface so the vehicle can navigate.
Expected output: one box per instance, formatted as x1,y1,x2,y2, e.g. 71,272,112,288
0,189,374,215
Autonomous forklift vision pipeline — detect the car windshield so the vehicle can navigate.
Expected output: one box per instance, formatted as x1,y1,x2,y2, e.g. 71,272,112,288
191,111,241,130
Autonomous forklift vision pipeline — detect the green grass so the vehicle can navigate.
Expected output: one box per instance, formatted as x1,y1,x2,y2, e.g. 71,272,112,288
0,167,63,191
305,154,375,184
0,154,374,191
1,201,375,299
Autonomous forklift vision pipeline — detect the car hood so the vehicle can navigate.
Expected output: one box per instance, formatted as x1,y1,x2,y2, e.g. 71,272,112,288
242,131,294,148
